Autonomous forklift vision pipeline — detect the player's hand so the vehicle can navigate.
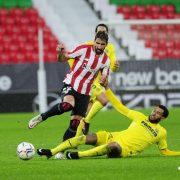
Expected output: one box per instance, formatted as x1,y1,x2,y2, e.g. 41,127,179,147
113,60,120,71
56,43,65,53
99,76,108,88
56,44,67,62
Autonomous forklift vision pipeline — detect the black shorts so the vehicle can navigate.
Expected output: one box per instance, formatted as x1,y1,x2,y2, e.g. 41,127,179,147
60,83,90,117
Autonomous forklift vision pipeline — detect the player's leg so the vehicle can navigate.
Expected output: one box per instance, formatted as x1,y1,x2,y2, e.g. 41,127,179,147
28,95,74,129
63,115,82,141
28,84,75,129
37,134,96,158
85,83,107,124
66,131,112,159
105,88,122,112
67,139,122,159
75,92,108,136
63,91,90,141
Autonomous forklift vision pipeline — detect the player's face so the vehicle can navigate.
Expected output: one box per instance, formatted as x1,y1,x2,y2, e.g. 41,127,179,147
96,26,108,34
149,106,165,122
94,38,107,55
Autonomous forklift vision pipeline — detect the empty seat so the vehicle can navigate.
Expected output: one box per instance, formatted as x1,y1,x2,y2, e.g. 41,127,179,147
0,7,60,64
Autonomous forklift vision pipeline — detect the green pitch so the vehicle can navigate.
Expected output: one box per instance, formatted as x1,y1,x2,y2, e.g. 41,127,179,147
0,108,180,180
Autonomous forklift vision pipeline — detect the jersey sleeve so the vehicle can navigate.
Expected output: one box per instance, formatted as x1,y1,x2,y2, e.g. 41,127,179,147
105,89,146,122
67,44,86,59
68,42,92,68
157,129,168,150
102,57,110,74
107,43,117,72
127,110,147,122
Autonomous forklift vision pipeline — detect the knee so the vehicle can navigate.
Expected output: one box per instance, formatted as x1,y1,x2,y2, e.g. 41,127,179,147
59,102,73,112
107,142,121,158
85,134,97,145
101,101,108,106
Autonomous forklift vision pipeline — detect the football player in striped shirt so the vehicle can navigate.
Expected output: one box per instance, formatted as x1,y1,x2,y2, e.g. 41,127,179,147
28,31,110,141
71,24,120,136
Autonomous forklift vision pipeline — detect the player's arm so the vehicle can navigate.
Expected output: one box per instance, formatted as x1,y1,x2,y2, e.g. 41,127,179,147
157,130,180,156
57,44,84,62
99,59,110,87
105,88,146,121
160,149,180,156
108,44,119,72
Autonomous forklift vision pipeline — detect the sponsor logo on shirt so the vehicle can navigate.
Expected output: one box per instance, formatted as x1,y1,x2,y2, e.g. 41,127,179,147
141,121,158,137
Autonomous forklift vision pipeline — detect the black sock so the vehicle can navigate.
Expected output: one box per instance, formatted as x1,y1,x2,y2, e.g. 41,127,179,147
63,119,80,141
41,102,73,121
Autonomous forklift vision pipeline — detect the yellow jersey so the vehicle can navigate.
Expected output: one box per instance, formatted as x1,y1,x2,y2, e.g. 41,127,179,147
68,41,117,84
105,89,167,157
115,110,167,156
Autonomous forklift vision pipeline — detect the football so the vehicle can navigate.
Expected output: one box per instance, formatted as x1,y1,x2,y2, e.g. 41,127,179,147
17,142,35,160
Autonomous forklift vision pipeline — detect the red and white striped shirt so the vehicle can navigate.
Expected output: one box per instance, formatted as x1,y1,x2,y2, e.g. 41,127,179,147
63,44,110,95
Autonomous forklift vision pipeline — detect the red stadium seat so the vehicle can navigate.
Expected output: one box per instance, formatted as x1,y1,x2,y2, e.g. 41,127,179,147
20,17,30,26
166,12,175,19
24,8,39,18
166,48,173,58
157,49,167,60
165,40,174,49
0,53,10,64
132,5,146,14
113,3,179,59
158,39,167,49
174,40,180,49
0,9,8,17
151,13,160,19
172,49,180,59
117,6,131,14
9,8,23,17
146,5,161,14
0,46,3,53
137,12,146,19
161,5,175,13
6,17,15,26
0,7,60,64
144,13,152,19
175,14,180,19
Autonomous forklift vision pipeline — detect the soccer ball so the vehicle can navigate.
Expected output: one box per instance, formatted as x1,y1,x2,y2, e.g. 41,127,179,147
17,142,35,160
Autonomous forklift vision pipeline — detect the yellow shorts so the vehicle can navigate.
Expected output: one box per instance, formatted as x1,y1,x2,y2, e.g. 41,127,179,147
96,131,132,157
90,82,105,102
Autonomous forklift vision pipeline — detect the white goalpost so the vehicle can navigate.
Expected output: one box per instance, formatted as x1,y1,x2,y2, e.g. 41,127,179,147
37,28,47,113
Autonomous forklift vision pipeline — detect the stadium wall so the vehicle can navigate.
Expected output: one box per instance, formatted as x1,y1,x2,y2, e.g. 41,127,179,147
0,60,180,112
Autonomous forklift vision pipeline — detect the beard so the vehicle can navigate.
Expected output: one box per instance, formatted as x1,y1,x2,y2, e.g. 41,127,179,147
149,116,161,124
95,48,103,55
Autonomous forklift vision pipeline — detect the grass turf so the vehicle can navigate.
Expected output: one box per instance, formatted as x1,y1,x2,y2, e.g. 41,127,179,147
0,108,180,180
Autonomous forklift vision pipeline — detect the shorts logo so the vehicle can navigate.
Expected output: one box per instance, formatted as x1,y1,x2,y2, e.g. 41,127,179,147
62,86,72,94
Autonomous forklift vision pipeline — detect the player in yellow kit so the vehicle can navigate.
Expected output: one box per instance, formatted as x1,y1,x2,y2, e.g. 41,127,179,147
37,88,180,159
71,24,119,136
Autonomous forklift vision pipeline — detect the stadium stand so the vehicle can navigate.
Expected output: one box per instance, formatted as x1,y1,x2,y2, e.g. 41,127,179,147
89,0,180,60
111,0,180,60
0,0,59,64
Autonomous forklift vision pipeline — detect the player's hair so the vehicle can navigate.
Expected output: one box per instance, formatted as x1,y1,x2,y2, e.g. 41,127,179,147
95,23,109,33
158,105,169,118
95,31,108,44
